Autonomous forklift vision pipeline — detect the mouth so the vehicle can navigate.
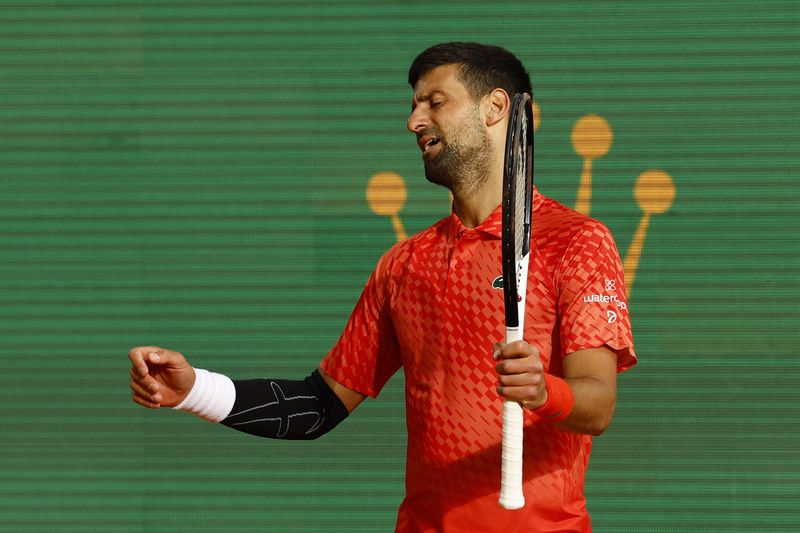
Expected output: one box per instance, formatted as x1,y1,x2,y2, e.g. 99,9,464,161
417,135,441,156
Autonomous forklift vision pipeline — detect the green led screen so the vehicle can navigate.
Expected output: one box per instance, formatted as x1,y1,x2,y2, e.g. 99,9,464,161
1,1,798,531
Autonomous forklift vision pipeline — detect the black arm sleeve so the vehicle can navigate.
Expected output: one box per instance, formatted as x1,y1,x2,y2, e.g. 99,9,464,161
221,370,349,440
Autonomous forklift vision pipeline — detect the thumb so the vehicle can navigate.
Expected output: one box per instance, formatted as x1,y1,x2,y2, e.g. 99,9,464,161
144,348,195,405
492,342,505,360
145,347,186,368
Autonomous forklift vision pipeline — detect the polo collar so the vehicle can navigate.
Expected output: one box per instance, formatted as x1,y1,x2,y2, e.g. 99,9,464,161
446,187,542,241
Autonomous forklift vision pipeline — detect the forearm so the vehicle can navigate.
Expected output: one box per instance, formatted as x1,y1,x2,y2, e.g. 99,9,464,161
505,346,618,436
555,375,616,436
222,370,349,440
175,369,350,440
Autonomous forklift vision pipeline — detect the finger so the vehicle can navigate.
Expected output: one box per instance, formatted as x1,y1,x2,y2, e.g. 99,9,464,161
497,340,538,360
130,364,146,380
130,378,162,403
131,391,161,409
492,342,504,360
129,368,160,391
129,345,178,377
145,347,186,368
496,384,542,405
128,347,156,377
498,372,542,388
130,382,164,403
496,357,543,376
129,361,157,381
129,345,163,359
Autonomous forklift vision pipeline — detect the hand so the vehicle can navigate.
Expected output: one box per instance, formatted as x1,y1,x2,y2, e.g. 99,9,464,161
494,340,547,410
129,346,195,409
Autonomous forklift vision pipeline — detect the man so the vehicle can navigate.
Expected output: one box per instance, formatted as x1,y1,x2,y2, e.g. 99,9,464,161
129,42,636,532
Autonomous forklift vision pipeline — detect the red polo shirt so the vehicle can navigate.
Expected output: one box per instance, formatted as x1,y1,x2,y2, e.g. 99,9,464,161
321,191,636,532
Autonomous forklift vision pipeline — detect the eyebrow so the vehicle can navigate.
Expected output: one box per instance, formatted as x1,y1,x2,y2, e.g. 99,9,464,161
411,89,446,109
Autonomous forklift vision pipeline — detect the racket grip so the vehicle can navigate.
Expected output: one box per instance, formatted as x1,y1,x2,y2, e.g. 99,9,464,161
499,400,525,509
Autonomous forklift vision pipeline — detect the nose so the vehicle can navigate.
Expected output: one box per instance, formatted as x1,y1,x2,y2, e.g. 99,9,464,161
407,106,428,134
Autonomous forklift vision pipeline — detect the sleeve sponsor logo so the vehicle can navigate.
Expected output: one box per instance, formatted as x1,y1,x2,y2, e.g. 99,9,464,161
583,293,625,306
584,279,628,323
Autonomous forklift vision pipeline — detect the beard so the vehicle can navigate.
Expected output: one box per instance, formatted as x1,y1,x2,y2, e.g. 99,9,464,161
423,106,494,197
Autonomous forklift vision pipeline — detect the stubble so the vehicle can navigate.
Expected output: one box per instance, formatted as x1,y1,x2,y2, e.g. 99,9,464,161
423,104,494,199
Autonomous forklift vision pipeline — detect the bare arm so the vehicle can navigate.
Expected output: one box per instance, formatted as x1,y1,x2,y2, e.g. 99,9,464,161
495,342,618,435
555,347,617,435
319,368,368,413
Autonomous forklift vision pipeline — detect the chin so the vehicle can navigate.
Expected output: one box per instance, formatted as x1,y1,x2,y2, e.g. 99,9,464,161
423,166,457,191
423,152,459,190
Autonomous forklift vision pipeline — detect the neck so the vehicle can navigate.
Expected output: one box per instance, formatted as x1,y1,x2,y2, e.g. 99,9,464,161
447,109,508,228
451,167,503,228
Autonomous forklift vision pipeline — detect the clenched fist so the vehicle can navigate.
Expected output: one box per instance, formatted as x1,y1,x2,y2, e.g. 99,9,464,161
128,346,195,409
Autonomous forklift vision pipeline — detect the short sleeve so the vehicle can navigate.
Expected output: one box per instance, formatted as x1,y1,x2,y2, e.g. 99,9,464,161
556,221,637,372
320,253,403,398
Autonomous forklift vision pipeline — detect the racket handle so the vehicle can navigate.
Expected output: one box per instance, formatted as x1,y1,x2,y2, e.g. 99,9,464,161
499,325,526,509
499,400,525,509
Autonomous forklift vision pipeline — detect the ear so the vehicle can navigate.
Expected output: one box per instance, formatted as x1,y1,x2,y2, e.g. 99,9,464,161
484,88,511,127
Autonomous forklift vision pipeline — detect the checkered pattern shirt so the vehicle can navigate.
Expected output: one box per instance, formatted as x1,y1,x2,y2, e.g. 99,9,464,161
321,190,636,532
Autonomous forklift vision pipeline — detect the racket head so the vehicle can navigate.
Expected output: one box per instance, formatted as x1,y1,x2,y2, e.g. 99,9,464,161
501,92,534,329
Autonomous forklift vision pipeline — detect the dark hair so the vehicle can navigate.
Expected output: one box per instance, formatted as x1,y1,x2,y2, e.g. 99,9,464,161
408,42,532,99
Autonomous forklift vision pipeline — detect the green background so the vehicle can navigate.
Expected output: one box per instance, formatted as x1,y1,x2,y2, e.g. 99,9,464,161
1,1,798,531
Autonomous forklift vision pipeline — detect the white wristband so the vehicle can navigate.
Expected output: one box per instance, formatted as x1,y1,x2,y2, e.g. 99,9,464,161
173,368,236,423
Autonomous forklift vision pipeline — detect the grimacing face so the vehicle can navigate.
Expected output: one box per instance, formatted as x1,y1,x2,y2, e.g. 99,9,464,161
407,64,494,195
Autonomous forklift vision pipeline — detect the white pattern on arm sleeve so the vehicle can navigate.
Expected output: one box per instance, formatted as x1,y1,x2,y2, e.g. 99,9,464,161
173,368,236,423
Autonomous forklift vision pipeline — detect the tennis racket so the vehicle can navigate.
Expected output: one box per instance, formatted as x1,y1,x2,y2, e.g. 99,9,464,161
499,92,534,510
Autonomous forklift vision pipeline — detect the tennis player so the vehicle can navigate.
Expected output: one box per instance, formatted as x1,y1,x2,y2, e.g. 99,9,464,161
129,42,636,532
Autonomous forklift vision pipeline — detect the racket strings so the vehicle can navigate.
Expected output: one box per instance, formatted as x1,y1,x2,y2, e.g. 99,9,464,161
513,111,529,273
